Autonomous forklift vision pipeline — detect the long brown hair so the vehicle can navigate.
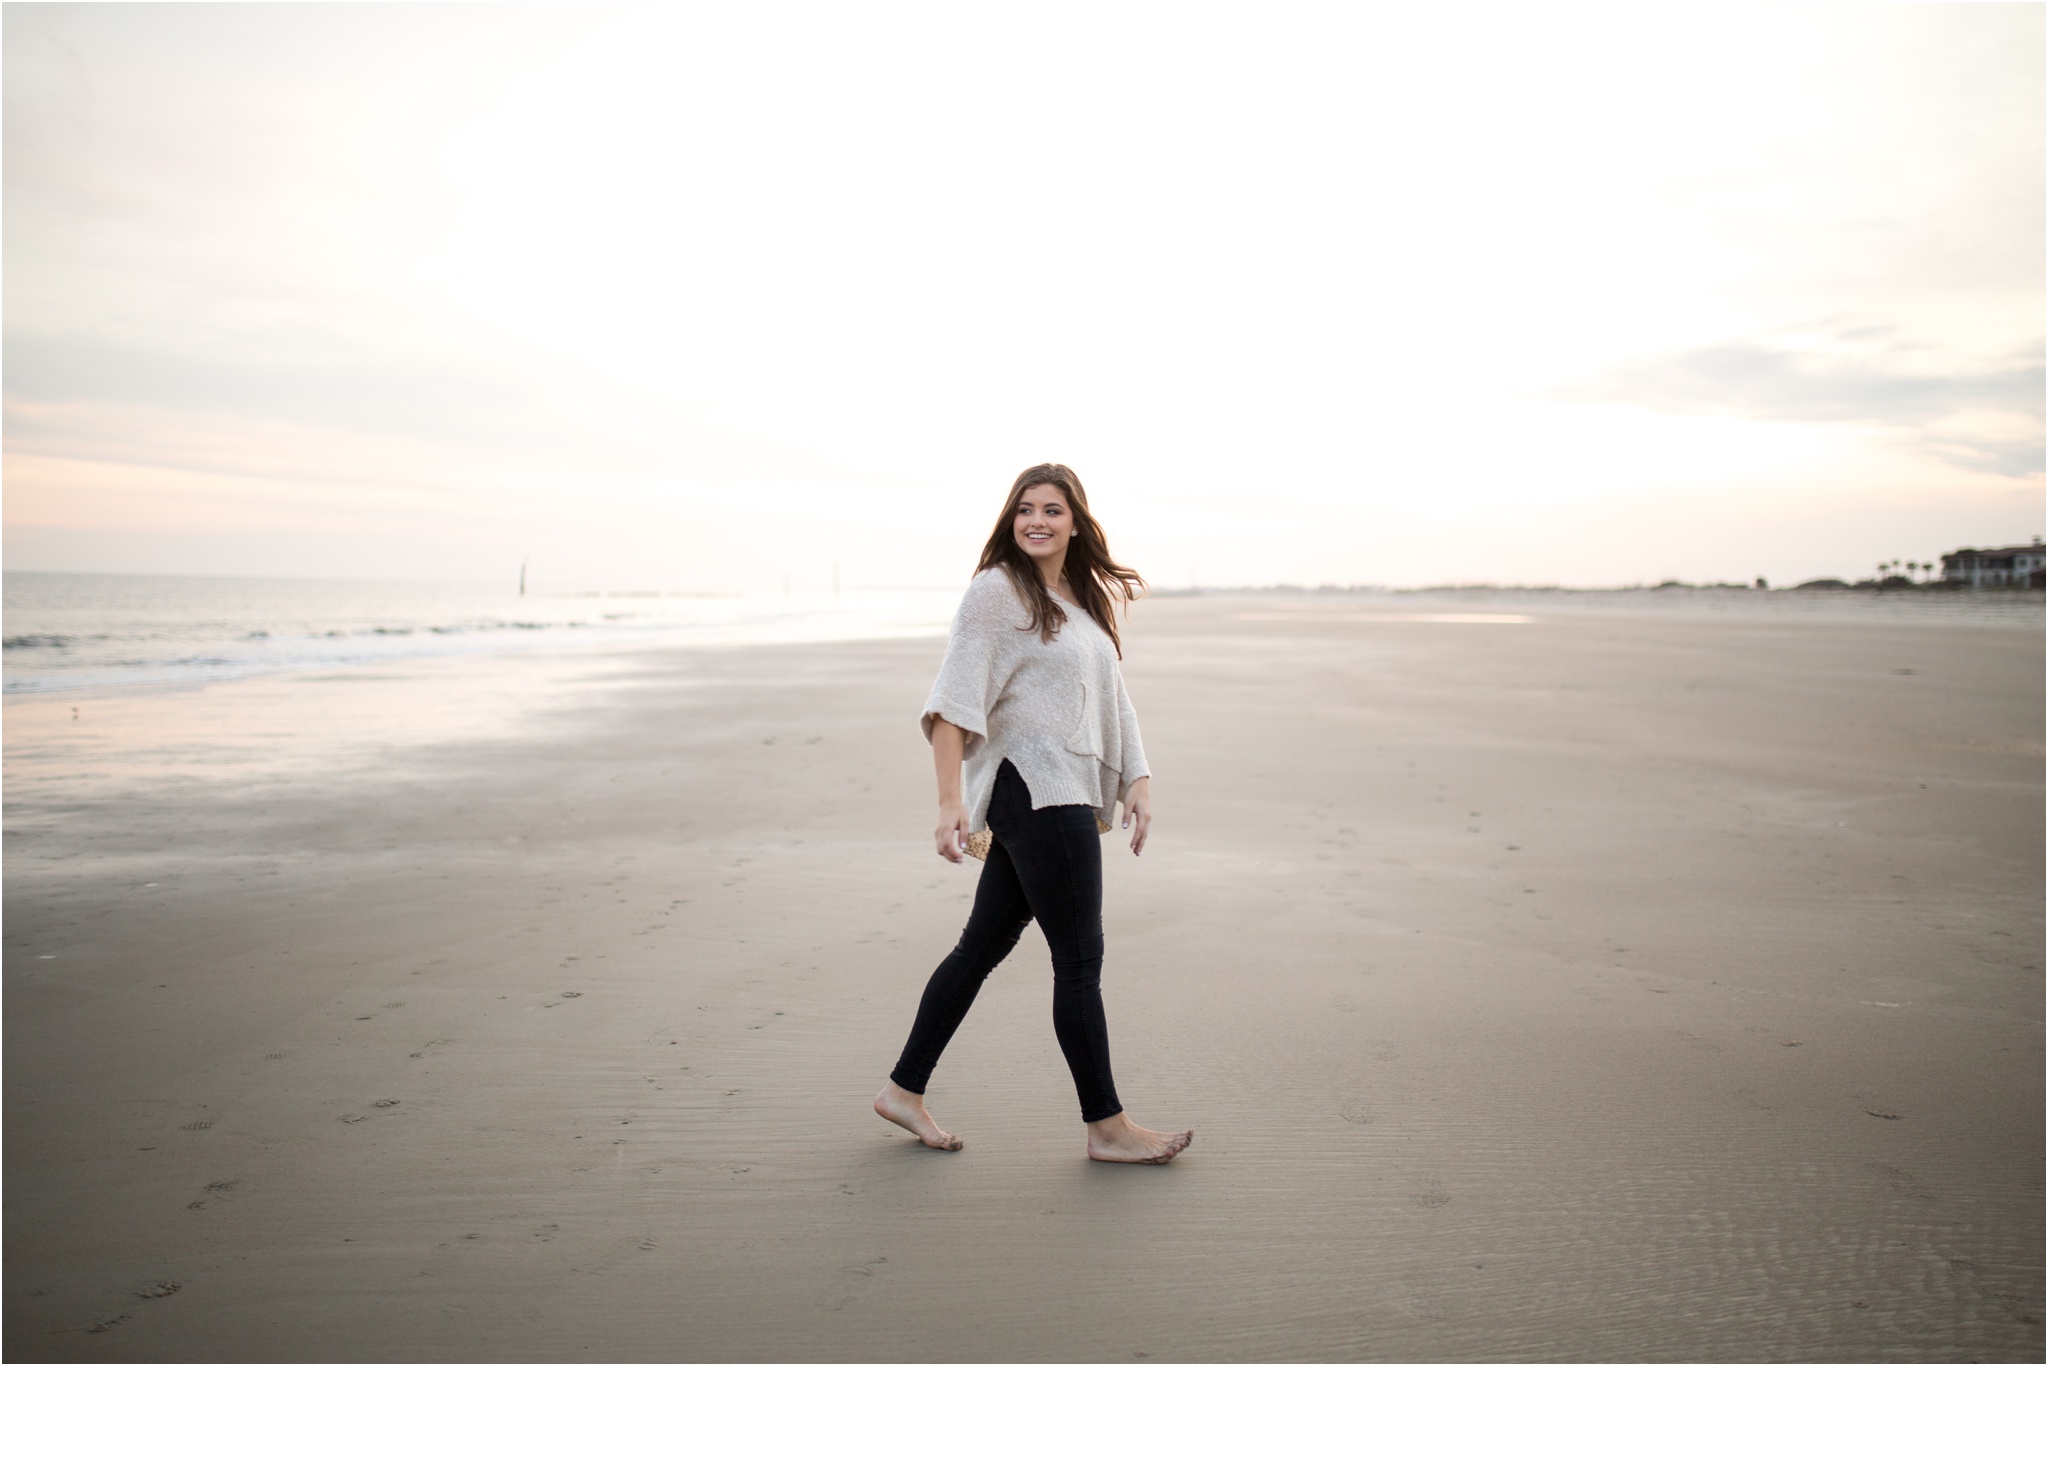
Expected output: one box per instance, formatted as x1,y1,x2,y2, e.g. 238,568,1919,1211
976,464,1146,657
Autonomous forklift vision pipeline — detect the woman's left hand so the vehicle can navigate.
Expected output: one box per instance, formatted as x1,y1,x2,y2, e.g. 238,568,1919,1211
1122,777,1151,857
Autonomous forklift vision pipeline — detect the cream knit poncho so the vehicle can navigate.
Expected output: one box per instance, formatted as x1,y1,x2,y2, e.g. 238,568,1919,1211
920,567,1151,836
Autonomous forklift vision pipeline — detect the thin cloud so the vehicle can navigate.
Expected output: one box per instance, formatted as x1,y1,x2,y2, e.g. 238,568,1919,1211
1915,433,2045,481
2,332,519,439
0,329,859,490
1540,326,2045,479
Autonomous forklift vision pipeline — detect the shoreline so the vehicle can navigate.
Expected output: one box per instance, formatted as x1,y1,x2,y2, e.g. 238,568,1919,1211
7,579,2036,712
0,576,963,700
1152,584,2047,625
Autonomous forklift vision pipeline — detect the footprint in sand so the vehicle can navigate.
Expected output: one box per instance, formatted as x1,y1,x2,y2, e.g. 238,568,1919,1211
202,1179,236,1193
179,1119,213,1132
823,1256,889,1312
133,1281,181,1300
84,1314,132,1334
1410,1184,1451,1208
1863,1161,1935,1201
1339,1100,1376,1125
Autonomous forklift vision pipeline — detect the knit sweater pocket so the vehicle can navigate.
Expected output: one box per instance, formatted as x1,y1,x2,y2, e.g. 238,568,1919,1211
1063,677,1104,762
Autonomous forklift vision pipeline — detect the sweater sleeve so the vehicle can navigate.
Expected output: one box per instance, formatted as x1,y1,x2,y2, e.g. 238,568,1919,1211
1114,664,1150,796
920,572,1012,756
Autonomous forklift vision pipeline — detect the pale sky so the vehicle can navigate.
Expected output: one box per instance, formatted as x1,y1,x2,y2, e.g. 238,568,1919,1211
4,1,2041,591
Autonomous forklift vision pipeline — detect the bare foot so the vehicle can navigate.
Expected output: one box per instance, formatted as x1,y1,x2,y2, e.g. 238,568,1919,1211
1085,1112,1193,1164
873,1080,964,1151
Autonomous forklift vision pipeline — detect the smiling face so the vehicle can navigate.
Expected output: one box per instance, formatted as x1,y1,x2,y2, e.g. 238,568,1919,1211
1013,482,1075,568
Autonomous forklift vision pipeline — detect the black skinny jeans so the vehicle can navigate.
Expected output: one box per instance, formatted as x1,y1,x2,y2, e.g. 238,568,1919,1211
890,759,1122,1123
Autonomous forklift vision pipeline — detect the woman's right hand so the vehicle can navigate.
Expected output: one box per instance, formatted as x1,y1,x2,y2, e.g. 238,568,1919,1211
928,716,970,863
935,801,970,863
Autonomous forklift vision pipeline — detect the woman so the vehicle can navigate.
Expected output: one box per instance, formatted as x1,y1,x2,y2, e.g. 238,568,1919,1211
873,465,1193,1164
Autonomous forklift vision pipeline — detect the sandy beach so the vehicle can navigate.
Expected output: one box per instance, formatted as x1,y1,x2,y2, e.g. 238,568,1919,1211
5,590,2041,1362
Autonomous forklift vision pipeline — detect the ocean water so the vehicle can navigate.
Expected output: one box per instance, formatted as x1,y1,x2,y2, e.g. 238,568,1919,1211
1,573,961,696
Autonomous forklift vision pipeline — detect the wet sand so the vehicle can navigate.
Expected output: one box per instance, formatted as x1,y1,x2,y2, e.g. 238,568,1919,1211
5,593,2042,1361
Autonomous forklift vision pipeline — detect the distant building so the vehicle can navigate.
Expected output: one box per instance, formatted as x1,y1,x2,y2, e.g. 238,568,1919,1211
1941,539,2046,588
